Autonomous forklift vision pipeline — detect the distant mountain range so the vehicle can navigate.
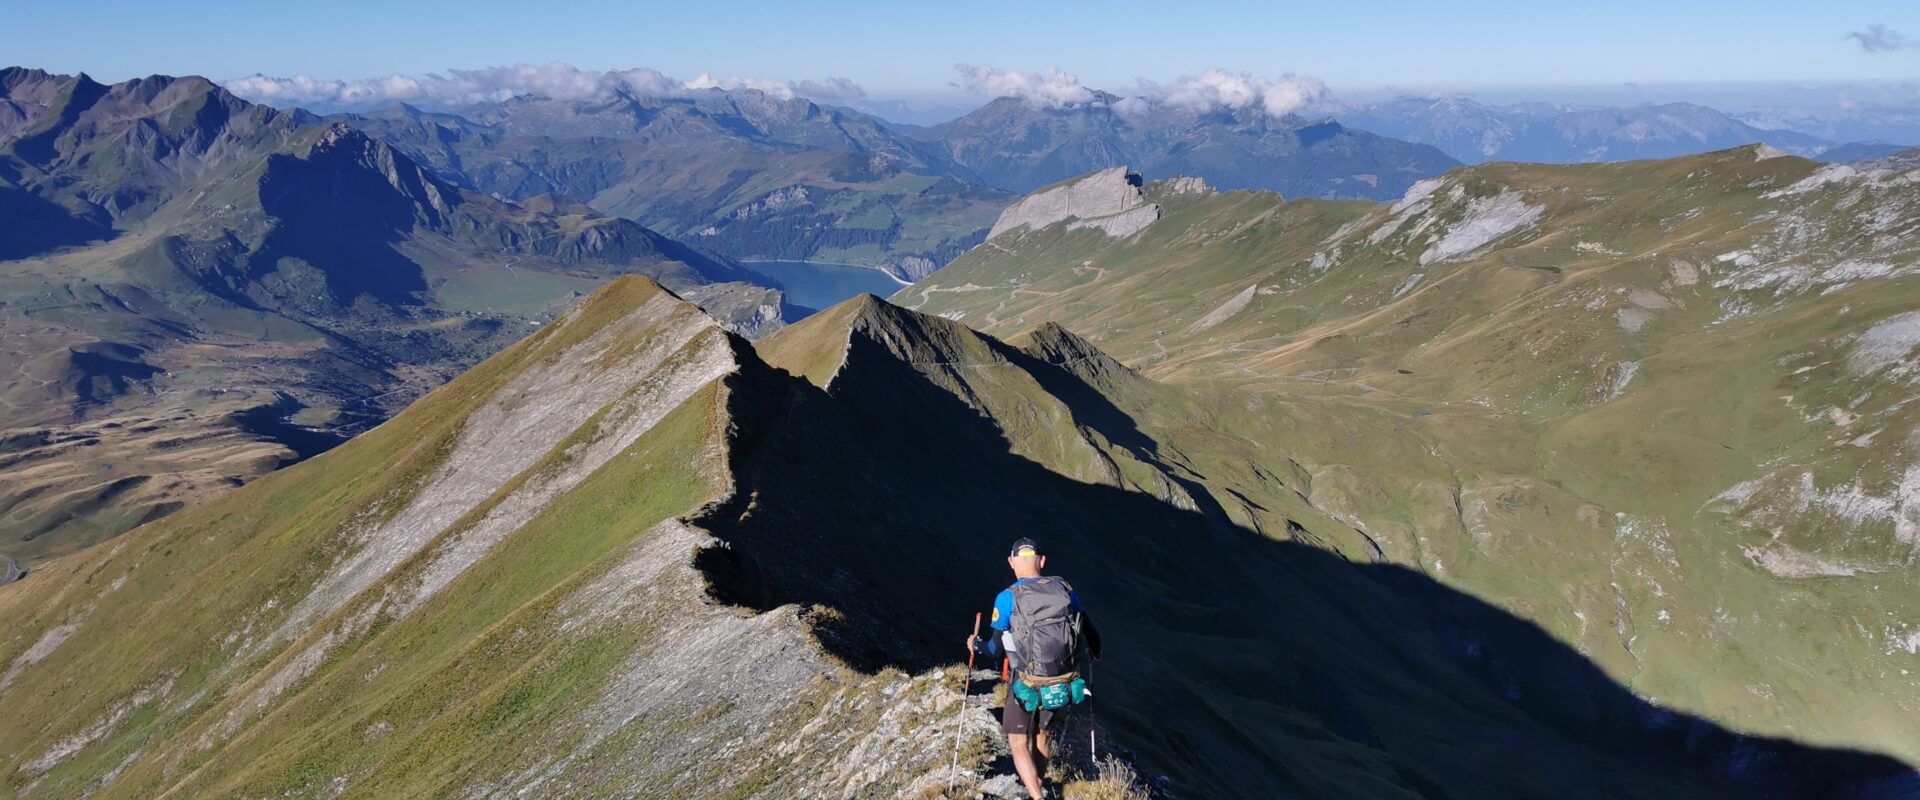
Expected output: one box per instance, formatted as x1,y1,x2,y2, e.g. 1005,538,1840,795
326,88,1474,272
0,68,793,561
908,93,1460,200
1335,95,1903,164
332,92,1013,282
1734,103,1920,148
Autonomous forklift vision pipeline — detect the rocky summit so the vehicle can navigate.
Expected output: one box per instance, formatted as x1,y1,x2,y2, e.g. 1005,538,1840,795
987,167,1162,241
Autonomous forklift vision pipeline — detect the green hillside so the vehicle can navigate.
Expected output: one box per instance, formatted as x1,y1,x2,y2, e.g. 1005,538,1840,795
906,146,1920,765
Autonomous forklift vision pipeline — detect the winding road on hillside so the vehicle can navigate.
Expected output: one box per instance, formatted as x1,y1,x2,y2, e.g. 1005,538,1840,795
1,553,22,586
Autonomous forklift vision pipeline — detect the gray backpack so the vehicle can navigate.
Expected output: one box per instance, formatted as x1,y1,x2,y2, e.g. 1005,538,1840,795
1009,576,1083,683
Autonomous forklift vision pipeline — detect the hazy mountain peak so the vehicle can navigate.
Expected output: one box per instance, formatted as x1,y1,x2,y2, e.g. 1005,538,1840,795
1342,95,1840,164
918,94,1458,197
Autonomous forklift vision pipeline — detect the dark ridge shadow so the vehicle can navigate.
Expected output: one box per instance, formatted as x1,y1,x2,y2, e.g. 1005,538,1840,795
250,144,429,306
0,186,114,260
230,392,350,461
1297,120,1345,149
693,328,1917,799
63,341,163,407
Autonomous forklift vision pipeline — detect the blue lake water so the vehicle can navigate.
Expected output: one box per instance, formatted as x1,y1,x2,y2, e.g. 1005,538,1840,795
743,261,906,312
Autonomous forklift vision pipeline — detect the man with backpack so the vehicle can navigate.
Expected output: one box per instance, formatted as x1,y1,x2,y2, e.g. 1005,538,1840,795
967,538,1103,800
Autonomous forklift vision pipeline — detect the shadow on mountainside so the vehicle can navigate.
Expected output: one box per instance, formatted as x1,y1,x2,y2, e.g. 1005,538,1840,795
0,186,114,260
250,141,430,306
692,321,1917,799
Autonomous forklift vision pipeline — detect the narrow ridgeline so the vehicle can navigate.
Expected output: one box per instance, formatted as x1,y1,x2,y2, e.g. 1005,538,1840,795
2,278,1910,798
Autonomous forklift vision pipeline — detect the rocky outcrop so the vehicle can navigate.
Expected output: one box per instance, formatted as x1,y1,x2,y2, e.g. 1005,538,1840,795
987,166,1161,241
681,281,797,339
1156,175,1215,196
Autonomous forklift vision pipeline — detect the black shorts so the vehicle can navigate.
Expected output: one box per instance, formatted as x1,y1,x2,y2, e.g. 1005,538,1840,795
1002,691,1057,736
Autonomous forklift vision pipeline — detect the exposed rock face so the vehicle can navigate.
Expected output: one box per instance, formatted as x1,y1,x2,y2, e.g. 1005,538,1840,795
1860,145,1920,172
681,282,799,339
988,167,1161,241
880,255,940,282
1157,175,1215,196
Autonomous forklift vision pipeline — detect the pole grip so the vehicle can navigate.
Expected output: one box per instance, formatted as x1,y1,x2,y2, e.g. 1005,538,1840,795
966,612,983,668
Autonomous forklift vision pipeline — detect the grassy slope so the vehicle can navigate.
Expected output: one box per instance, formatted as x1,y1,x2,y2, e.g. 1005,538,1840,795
0,279,728,797
904,149,1920,762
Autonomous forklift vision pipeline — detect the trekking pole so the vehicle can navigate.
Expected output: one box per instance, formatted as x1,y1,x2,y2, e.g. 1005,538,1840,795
948,612,983,794
1086,658,1096,761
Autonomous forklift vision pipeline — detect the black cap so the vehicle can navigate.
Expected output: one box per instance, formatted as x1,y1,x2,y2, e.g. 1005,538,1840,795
1009,538,1041,558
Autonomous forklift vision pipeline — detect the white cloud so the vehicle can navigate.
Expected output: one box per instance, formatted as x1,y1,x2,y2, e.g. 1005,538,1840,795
1144,69,1329,117
225,63,867,109
1111,96,1151,117
953,64,1096,109
684,73,795,99
953,65,1329,118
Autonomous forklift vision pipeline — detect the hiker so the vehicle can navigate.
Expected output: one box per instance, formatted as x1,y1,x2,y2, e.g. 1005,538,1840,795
967,538,1102,800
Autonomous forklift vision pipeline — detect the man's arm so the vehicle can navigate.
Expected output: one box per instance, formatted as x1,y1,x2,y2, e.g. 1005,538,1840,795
970,589,1015,658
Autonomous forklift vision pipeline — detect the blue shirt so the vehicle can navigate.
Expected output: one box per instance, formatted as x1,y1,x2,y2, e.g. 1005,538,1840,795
985,577,1084,658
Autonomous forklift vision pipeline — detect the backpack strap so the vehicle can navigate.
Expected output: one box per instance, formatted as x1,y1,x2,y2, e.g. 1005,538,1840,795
1018,670,1079,688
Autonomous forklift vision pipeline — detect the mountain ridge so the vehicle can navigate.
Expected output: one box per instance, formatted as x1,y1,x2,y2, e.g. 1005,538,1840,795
4,277,1911,797
911,94,1460,200
329,89,1013,281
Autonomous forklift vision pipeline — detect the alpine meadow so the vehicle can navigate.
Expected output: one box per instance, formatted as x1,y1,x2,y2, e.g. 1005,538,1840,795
4,3,1920,798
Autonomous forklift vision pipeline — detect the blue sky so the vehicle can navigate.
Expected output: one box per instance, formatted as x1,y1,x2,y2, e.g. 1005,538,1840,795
7,0,1920,105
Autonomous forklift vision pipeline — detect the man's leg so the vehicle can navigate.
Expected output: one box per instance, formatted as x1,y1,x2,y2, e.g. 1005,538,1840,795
1032,726,1052,786
1004,694,1046,799
1007,733,1044,799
